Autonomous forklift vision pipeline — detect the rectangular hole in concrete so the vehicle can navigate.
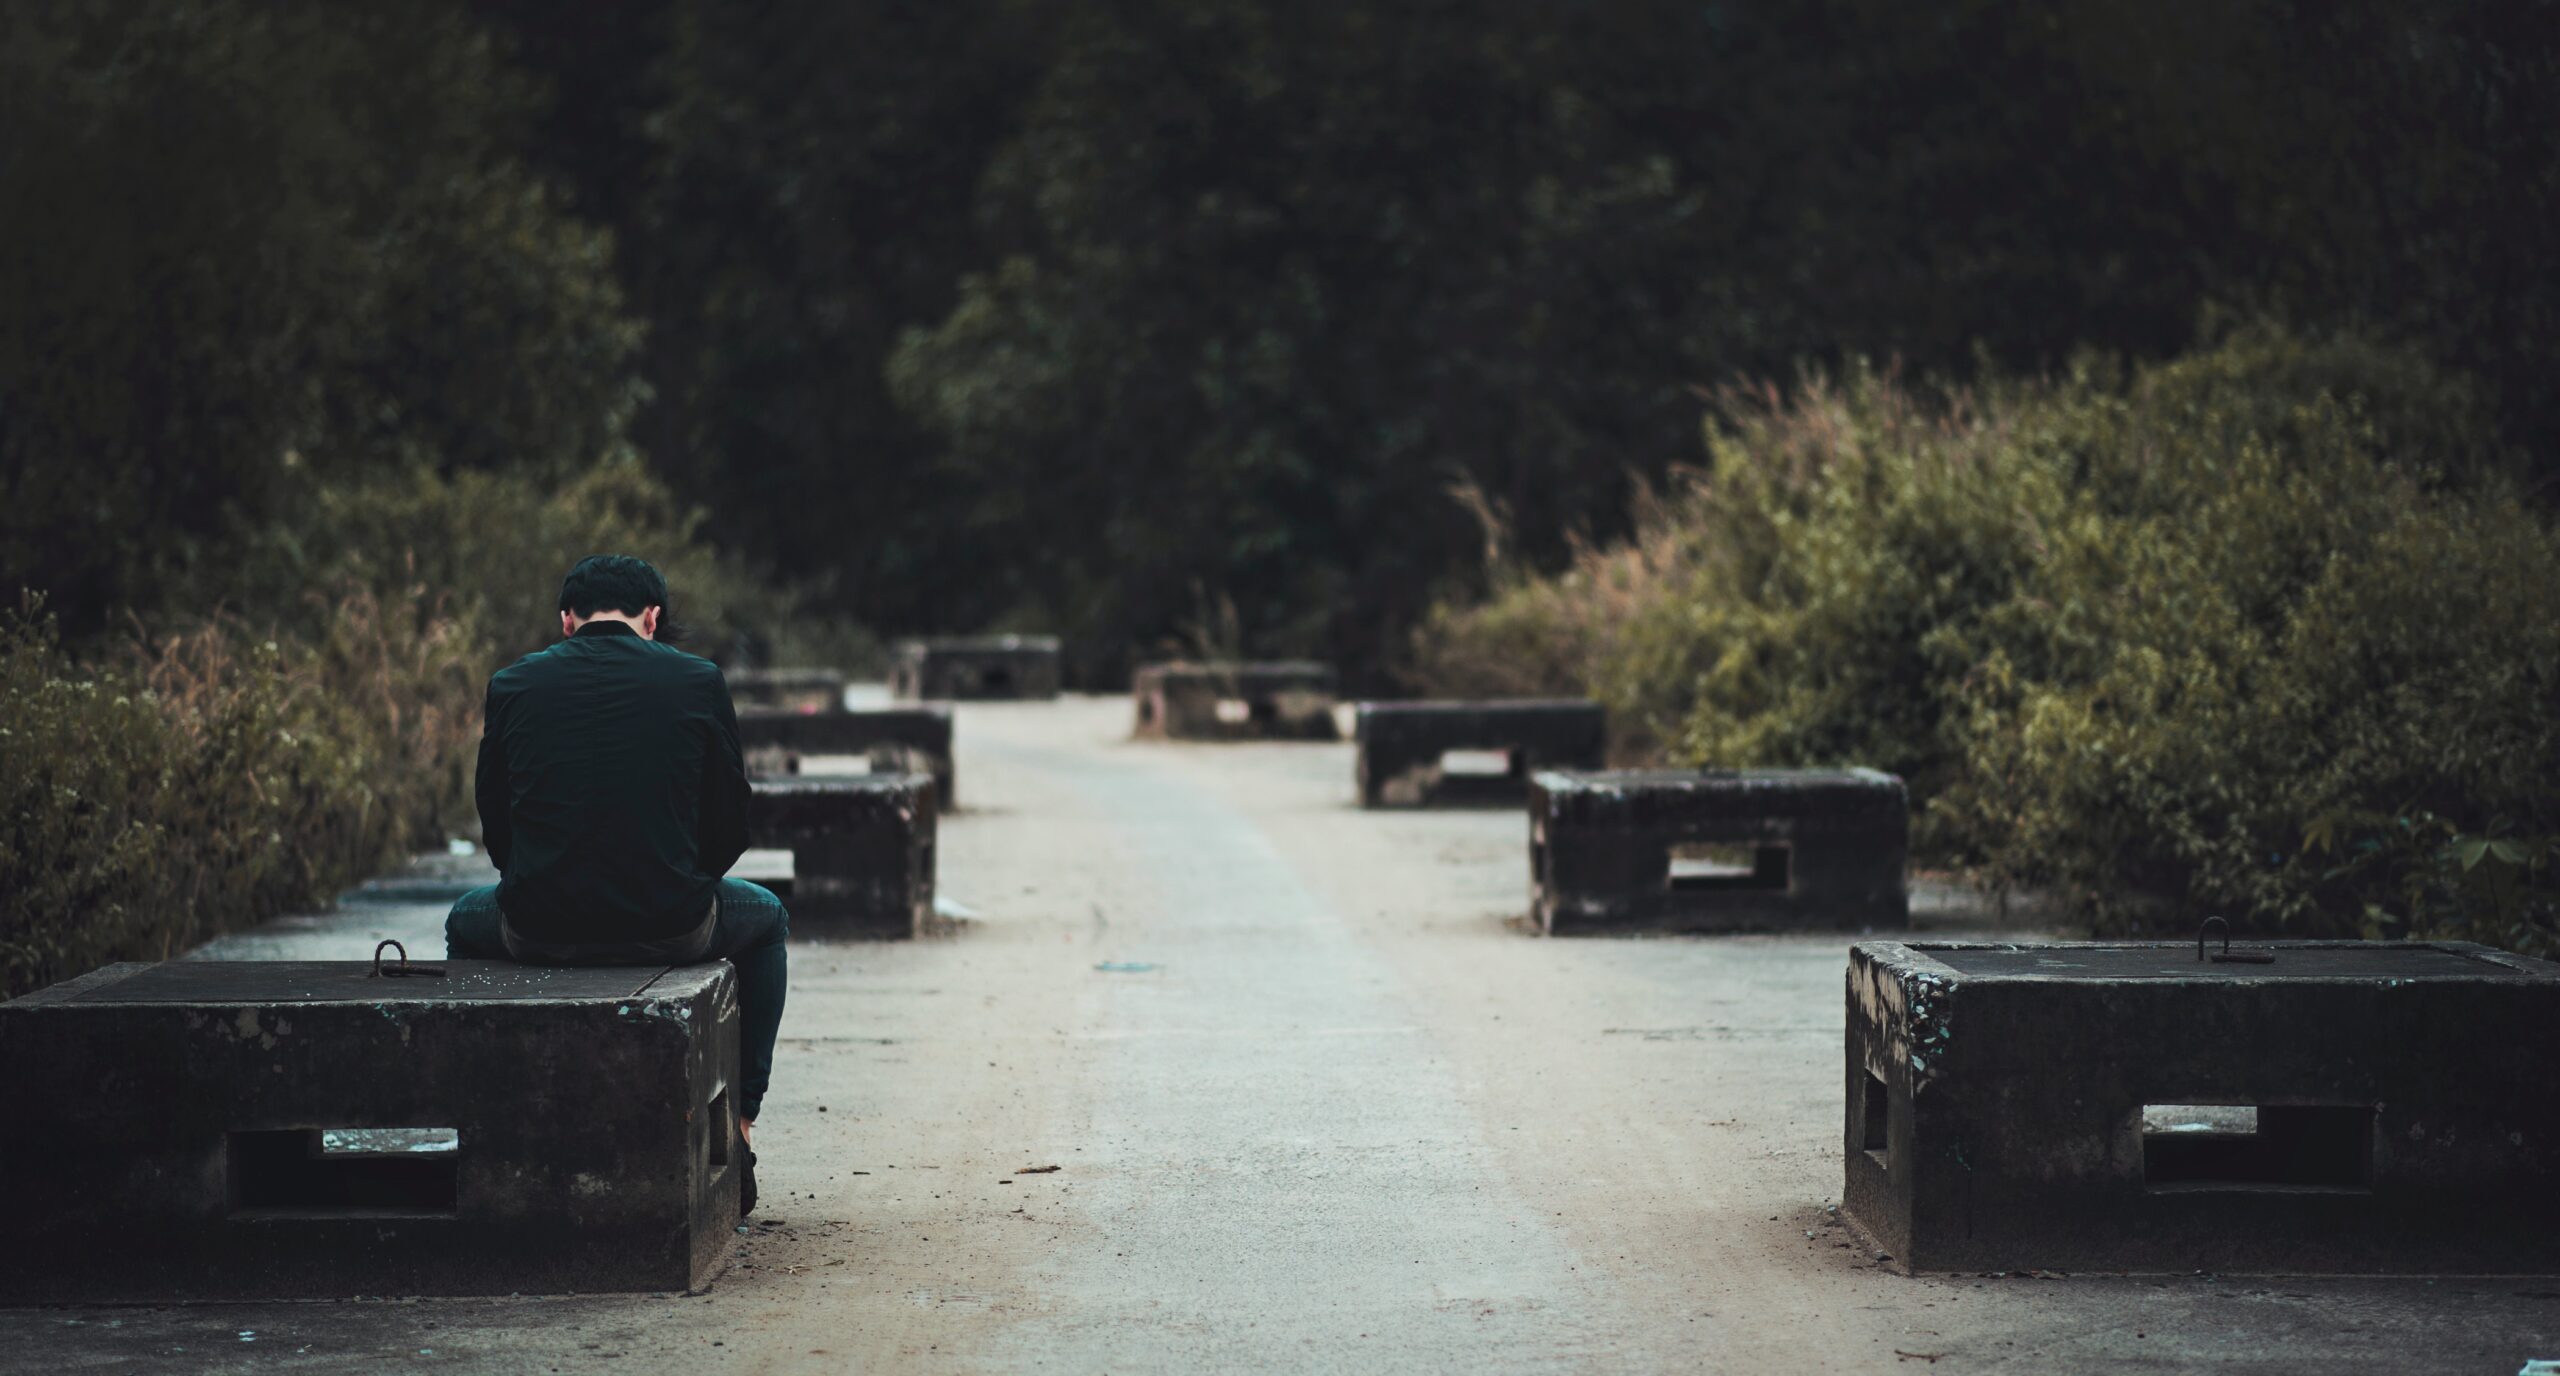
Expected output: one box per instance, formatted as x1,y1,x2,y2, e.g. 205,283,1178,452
1668,842,1790,892
708,1089,730,1168
2144,1103,2259,1136
1862,1068,1890,1166
230,1128,460,1217
2143,1104,2375,1193
1440,749,1515,777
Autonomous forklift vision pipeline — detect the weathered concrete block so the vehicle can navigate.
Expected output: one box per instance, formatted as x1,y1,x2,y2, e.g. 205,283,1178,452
1131,661,1339,741
723,666,848,714
738,705,957,808
1355,700,1605,807
1844,939,2560,1274
0,960,739,1302
889,636,1061,701
747,774,937,938
1529,768,1907,934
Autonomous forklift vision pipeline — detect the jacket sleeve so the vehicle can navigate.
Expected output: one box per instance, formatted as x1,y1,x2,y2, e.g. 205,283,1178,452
697,668,753,877
474,679,513,872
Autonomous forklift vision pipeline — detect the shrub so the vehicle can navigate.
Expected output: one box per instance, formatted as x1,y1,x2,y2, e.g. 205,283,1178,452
1412,364,2065,777
0,590,480,998
238,462,877,671
1412,331,2560,952
1943,400,2560,946
2,454,886,999
1,455,890,998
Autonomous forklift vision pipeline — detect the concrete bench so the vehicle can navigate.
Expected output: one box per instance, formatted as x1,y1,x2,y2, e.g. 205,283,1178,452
0,959,739,1301
739,704,957,808
723,666,848,714
747,774,938,939
1355,700,1605,807
1528,768,1907,934
1132,661,1339,741
889,636,1061,701
1844,938,2560,1273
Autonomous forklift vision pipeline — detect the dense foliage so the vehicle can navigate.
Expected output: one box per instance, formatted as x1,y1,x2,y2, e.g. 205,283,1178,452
236,463,871,668
0,2,871,993
0,461,861,998
491,0,2557,681
4,2,2557,980
9,0,2556,677
0,1,644,633
1413,334,2560,951
0,594,481,995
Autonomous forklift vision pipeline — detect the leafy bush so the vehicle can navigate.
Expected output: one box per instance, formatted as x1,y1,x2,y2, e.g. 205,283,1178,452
1413,365,2062,775
0,592,480,998
2,456,881,999
237,462,877,671
1941,389,2560,947
1413,332,2560,952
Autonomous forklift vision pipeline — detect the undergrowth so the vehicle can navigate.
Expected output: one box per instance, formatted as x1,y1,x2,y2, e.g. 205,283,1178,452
3,462,871,999
0,590,479,996
1412,331,2560,951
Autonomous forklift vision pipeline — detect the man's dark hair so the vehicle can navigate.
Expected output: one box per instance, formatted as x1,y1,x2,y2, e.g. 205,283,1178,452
559,554,671,619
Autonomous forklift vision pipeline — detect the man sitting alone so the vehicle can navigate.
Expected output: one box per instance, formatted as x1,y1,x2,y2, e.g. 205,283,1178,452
446,554,787,1213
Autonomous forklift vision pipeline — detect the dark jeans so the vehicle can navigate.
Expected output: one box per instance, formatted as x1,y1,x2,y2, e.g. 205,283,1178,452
446,880,789,1122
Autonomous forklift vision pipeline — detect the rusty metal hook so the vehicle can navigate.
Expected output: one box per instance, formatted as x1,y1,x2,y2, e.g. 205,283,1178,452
371,938,446,979
2197,916,2275,965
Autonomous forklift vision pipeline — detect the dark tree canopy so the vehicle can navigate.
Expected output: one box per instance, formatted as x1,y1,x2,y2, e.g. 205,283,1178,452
0,0,641,630
626,0,2560,681
6,0,2556,679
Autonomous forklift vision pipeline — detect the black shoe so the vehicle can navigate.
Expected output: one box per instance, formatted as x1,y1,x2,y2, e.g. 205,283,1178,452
739,1136,758,1218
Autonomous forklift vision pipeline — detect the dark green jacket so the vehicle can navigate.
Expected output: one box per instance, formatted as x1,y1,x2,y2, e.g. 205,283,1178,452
475,621,752,943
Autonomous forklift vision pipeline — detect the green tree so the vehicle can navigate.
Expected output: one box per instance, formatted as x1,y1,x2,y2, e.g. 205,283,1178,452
0,0,641,632
636,0,1037,635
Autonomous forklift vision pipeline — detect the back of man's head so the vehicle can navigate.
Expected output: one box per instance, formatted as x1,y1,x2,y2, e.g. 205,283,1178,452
559,554,671,619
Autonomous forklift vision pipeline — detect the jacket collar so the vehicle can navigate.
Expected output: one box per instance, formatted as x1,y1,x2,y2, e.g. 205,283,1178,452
572,620,641,639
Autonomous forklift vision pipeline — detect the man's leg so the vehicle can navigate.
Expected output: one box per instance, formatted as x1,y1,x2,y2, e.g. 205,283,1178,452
703,879,791,1126
446,885,508,961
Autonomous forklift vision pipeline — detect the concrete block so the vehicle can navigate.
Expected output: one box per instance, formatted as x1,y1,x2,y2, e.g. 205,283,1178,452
723,666,848,714
748,774,937,938
0,960,739,1301
889,636,1061,701
738,705,956,808
1529,768,1907,934
1843,939,2560,1274
1355,700,1605,808
1132,661,1339,741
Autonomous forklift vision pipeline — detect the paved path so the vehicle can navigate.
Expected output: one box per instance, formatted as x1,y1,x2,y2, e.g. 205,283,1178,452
6,695,2556,1373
